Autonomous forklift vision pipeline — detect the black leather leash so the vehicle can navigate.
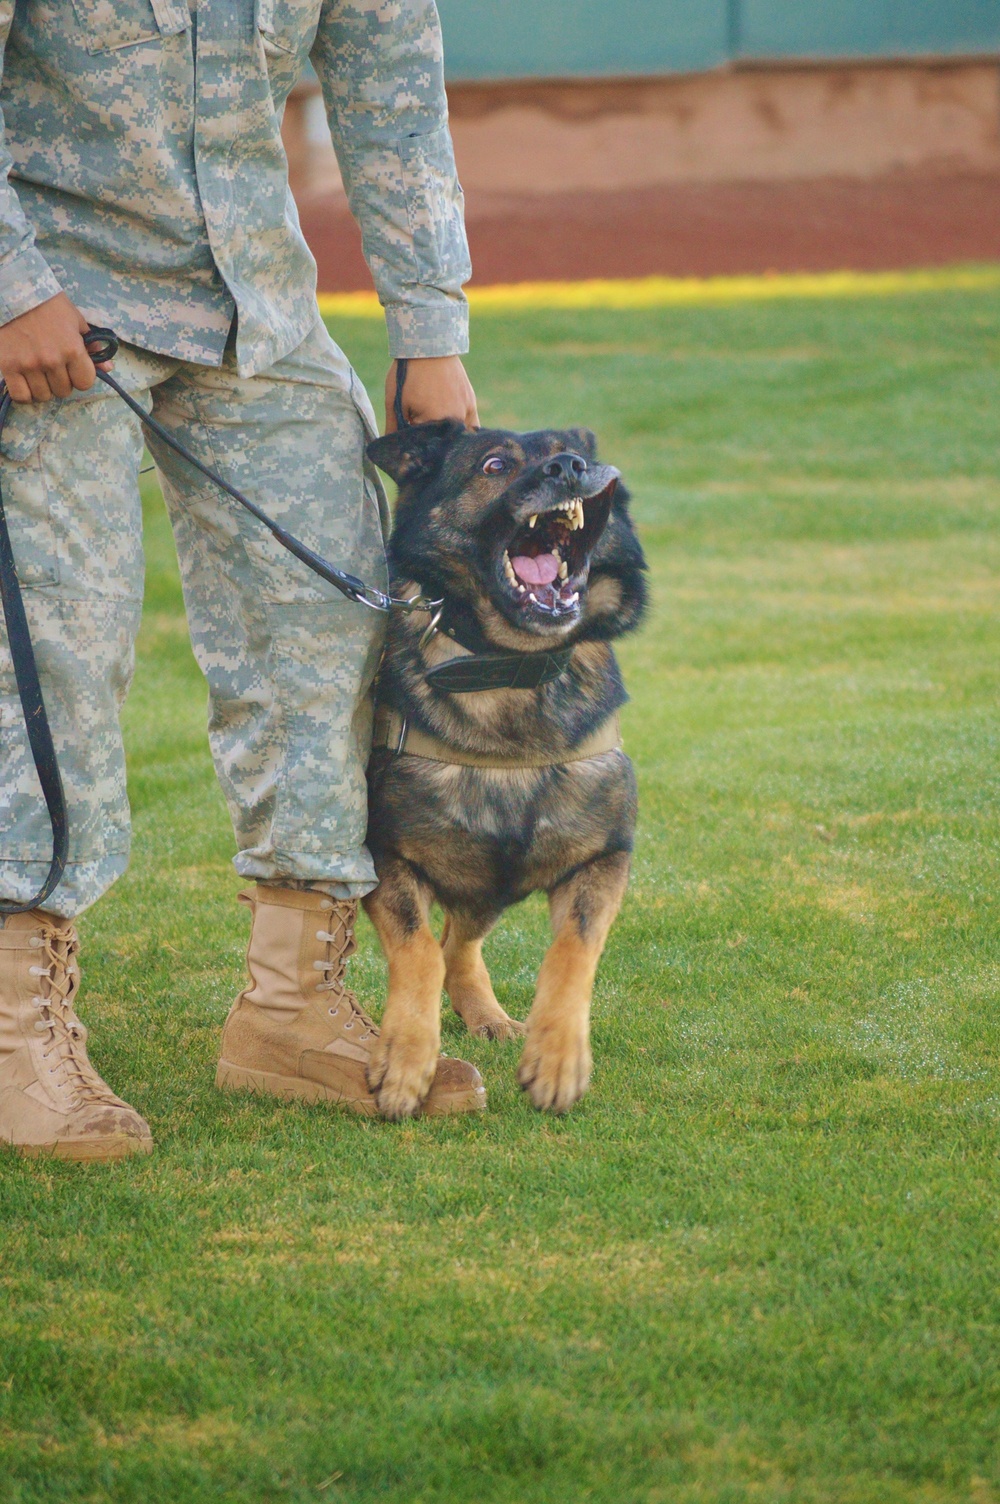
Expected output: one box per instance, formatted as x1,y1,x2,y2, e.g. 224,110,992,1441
0,381,66,915
0,328,438,915
85,331,437,616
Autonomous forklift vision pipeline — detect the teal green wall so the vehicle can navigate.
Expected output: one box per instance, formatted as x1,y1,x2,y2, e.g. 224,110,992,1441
437,0,1000,80
738,0,1000,60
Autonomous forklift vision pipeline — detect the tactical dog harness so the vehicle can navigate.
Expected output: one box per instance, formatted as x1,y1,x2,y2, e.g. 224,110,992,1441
370,596,622,767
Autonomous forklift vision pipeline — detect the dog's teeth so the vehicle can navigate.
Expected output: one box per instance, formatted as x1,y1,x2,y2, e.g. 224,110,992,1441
528,514,538,528
558,560,568,580
567,592,579,605
528,592,538,604
573,500,585,529
503,552,517,585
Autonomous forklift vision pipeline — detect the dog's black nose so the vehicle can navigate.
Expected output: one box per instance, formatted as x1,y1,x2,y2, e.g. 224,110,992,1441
543,452,588,482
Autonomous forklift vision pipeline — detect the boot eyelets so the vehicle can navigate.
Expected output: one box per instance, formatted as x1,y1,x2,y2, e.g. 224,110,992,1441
328,1007,340,1018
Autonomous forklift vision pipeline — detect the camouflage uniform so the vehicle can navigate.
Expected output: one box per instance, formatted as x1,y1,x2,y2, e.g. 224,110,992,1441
0,0,471,916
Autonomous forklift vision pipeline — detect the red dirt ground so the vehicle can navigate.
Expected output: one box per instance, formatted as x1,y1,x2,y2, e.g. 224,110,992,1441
299,172,1000,292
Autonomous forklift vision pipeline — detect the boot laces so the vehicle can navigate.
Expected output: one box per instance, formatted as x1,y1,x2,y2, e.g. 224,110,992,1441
29,921,117,1106
314,901,378,1041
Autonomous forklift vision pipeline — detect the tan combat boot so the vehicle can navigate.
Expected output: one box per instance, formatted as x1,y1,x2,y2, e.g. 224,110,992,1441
0,909,153,1161
216,886,486,1117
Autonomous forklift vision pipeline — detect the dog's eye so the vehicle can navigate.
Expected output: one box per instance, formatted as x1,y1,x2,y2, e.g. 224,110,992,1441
482,455,507,475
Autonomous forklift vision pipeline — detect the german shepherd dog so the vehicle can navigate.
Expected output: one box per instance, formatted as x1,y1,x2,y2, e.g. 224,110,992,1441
362,421,647,1120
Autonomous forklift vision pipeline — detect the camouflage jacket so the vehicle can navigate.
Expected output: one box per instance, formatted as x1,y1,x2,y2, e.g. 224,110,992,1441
0,0,471,375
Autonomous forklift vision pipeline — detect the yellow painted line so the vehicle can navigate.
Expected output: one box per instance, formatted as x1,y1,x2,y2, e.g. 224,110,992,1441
317,263,1000,319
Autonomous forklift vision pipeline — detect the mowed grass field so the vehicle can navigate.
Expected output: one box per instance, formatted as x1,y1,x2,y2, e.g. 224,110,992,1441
2,288,1000,1503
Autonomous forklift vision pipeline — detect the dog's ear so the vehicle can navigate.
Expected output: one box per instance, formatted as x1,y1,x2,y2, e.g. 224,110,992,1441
564,427,598,462
366,419,465,485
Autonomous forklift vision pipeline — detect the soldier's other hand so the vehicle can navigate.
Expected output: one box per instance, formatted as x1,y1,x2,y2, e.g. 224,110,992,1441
384,355,479,433
0,293,110,404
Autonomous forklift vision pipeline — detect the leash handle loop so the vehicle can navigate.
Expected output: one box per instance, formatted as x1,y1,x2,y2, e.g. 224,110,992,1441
83,326,120,366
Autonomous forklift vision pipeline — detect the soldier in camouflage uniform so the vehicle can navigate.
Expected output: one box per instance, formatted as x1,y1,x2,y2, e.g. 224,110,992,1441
0,0,486,1159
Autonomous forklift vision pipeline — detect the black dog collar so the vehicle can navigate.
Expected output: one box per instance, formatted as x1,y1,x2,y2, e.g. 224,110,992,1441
415,595,574,694
424,646,574,694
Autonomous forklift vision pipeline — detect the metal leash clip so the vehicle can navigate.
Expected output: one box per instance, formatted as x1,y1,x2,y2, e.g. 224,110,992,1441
418,602,445,645
351,583,444,615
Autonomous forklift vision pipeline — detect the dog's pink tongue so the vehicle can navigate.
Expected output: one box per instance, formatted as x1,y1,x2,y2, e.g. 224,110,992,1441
511,552,560,586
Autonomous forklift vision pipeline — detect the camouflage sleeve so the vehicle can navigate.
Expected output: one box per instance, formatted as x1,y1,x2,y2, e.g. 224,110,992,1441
0,2,63,324
311,0,471,360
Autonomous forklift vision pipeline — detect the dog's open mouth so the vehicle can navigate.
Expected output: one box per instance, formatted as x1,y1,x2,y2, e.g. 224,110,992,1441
498,483,615,620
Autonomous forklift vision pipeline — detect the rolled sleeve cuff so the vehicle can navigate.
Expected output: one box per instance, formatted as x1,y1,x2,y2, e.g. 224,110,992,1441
0,247,62,326
384,297,469,360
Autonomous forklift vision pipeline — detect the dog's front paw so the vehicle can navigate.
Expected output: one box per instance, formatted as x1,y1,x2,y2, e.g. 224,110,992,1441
517,1017,592,1113
446,972,527,1040
367,1026,439,1121
453,996,526,1041
478,1010,527,1042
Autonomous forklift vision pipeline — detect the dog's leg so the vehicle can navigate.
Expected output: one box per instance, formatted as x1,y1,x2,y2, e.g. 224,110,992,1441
518,851,631,1113
441,912,525,1041
363,860,445,1121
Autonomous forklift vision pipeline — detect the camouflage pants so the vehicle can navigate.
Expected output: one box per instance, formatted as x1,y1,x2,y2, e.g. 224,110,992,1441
0,318,388,918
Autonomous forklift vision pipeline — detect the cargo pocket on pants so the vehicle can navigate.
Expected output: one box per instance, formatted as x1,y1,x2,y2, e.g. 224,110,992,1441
0,399,63,587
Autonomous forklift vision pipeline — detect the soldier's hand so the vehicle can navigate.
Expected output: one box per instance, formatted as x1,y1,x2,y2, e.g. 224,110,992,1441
384,355,479,433
0,293,107,404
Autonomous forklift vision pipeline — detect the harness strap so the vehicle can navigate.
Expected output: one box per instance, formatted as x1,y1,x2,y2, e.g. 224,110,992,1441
372,706,621,768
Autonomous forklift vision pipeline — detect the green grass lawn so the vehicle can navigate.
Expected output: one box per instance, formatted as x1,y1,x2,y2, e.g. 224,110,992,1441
2,289,1000,1503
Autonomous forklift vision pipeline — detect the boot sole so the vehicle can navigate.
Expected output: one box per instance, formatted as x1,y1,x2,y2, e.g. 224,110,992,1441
215,1060,486,1118
12,1135,153,1163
